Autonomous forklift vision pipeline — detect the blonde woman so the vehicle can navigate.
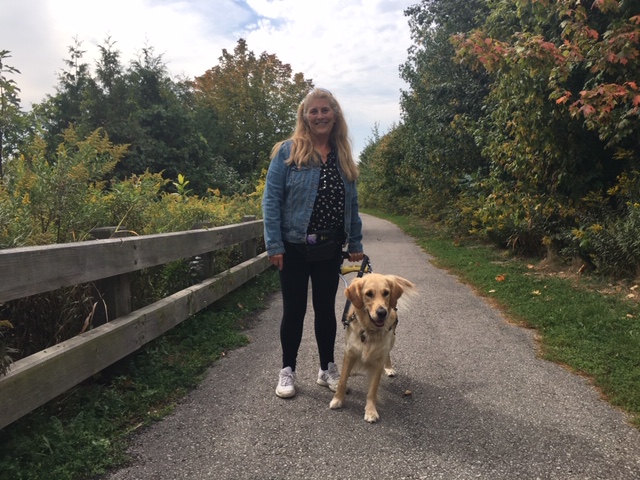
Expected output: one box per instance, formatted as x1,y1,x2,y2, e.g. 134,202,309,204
262,88,364,398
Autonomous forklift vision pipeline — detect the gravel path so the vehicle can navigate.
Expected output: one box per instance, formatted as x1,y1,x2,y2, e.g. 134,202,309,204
104,213,640,480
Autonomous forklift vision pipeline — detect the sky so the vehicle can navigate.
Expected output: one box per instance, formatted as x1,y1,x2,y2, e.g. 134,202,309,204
0,0,418,158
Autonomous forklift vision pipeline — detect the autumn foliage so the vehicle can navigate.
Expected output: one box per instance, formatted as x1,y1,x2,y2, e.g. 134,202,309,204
193,39,312,179
359,0,640,277
454,0,639,150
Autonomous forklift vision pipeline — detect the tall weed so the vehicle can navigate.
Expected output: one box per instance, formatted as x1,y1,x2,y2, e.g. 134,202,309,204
0,126,263,364
0,128,124,246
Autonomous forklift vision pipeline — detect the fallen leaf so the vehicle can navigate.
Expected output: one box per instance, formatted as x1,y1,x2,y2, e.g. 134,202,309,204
626,314,635,318
495,275,506,282
488,289,496,293
627,293,636,299
403,390,412,397
532,290,541,295
631,285,638,291
527,264,535,269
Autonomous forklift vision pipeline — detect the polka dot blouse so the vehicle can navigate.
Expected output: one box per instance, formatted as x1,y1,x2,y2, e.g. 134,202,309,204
308,150,345,233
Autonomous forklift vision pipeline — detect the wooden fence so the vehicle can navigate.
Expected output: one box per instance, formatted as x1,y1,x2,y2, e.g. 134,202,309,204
0,218,270,429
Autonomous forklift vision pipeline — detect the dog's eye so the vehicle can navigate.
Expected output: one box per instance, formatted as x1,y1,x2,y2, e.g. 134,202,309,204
365,290,374,298
382,290,390,297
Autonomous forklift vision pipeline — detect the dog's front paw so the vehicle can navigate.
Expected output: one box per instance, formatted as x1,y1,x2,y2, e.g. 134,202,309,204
384,367,397,377
364,408,380,423
330,396,344,410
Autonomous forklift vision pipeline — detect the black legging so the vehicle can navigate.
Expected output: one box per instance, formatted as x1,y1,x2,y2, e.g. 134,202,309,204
279,242,342,371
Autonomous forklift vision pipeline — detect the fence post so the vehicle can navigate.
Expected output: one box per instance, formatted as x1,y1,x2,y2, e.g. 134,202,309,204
191,222,215,279
241,215,258,261
89,227,133,327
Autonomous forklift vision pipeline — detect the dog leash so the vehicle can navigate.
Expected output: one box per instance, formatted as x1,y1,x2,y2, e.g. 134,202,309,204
341,254,371,329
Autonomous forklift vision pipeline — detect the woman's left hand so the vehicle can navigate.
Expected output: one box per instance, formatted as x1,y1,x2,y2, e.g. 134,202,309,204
348,252,364,262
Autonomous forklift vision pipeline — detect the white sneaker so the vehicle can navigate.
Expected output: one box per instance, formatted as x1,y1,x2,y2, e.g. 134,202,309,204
276,367,296,398
317,362,340,392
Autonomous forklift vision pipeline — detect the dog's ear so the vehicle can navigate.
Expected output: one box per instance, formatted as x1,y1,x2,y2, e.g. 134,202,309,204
388,276,416,308
345,277,365,309
388,277,403,309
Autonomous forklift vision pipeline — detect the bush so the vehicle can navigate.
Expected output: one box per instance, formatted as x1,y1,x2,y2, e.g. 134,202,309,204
577,203,640,278
0,126,264,365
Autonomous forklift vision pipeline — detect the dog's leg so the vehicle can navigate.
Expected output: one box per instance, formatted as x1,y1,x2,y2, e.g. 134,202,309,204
384,329,397,377
330,353,354,410
383,353,396,377
364,364,385,423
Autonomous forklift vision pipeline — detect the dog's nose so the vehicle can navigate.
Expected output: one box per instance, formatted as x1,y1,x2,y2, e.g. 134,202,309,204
376,307,387,319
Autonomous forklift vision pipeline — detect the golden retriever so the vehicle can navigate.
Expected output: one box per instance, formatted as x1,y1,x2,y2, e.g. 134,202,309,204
330,273,416,422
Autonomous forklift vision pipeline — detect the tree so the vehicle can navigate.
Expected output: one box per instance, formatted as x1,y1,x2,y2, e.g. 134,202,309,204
44,38,96,147
397,0,490,216
118,45,238,194
0,50,24,178
453,0,638,196
193,38,313,179
358,124,415,213
35,39,238,195
450,0,640,253
549,0,640,153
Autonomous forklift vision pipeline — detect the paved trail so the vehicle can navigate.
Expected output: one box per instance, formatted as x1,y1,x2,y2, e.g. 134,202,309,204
104,214,640,479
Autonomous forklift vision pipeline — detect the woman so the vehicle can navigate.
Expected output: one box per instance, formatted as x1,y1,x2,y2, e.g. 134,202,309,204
262,88,364,398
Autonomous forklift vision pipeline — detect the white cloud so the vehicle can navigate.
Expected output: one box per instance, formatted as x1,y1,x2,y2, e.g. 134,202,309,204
1,1,60,105
0,0,416,157
241,0,414,154
43,0,254,81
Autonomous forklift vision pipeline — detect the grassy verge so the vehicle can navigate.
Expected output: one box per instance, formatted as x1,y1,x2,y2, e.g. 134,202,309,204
0,270,280,480
363,209,640,428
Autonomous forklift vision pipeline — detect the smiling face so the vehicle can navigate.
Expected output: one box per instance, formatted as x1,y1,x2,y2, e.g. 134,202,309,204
304,98,336,141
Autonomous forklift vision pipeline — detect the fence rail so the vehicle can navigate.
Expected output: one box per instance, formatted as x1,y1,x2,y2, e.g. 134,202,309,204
0,218,270,429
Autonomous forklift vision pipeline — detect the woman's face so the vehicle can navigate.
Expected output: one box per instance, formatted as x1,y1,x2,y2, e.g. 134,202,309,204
305,98,336,140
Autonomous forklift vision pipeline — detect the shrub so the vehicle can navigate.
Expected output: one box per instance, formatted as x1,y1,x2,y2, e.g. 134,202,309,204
0,126,264,365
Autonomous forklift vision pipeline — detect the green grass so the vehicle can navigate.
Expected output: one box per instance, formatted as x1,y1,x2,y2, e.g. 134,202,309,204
0,270,280,480
365,209,640,428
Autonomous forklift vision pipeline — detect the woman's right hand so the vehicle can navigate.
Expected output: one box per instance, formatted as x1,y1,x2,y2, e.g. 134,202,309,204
269,254,284,271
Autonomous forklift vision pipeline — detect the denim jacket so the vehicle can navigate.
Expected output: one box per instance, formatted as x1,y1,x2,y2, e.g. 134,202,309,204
262,140,363,257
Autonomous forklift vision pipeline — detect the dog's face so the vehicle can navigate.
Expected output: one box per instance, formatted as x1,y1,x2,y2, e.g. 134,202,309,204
345,274,415,329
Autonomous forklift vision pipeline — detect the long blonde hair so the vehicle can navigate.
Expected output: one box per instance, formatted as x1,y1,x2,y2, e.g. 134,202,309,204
270,88,359,181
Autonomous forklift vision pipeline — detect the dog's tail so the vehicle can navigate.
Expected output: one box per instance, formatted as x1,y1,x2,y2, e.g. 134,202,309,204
390,275,418,312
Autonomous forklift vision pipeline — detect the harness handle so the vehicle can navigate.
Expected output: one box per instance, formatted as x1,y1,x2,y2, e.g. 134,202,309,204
341,254,371,328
